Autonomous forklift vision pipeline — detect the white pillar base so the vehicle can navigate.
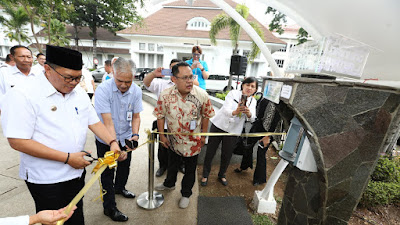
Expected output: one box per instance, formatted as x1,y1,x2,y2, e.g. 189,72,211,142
253,190,277,214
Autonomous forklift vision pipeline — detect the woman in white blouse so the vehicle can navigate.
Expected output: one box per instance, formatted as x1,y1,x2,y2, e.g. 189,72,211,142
201,77,258,186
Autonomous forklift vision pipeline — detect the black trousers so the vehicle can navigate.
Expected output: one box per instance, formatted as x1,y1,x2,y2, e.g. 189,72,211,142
163,149,198,197
253,143,269,184
153,120,169,170
240,139,270,184
26,170,86,225
202,123,238,179
240,136,261,170
96,140,132,210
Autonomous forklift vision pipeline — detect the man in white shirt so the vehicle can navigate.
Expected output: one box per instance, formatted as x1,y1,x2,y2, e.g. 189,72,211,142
1,45,125,225
0,46,36,111
82,66,95,99
0,54,15,68
102,59,113,82
31,53,46,75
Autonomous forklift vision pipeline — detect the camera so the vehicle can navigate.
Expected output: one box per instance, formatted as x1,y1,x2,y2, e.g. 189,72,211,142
240,95,248,106
161,69,172,76
125,139,138,149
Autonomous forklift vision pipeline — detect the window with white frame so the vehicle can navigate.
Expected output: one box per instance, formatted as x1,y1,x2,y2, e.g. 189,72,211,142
275,59,284,68
139,53,145,67
148,43,155,51
278,45,287,52
186,17,211,31
157,55,163,67
96,54,103,65
157,44,163,52
148,54,155,68
139,43,145,50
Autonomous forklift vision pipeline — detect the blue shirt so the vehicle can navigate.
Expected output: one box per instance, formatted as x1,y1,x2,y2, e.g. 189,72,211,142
186,58,208,90
94,78,143,145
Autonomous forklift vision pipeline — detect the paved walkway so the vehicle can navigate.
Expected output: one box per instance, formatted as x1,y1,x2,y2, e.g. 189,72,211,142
0,100,198,225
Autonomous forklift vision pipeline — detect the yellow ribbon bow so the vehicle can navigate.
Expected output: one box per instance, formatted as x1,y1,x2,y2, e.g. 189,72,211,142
92,150,119,173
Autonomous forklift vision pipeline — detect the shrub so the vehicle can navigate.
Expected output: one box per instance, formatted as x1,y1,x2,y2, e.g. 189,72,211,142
215,91,229,100
360,181,400,206
360,156,400,207
371,156,400,183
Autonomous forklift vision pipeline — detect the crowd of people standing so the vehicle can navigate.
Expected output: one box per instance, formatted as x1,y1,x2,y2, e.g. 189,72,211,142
0,44,280,224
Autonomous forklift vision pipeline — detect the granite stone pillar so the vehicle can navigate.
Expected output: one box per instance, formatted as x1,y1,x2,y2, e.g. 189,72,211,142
273,78,400,225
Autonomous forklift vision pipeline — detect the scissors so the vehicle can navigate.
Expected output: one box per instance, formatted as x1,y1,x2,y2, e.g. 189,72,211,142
81,150,98,162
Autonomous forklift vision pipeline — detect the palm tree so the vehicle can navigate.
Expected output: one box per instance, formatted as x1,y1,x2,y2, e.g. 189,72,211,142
209,4,265,63
0,6,31,45
209,4,264,91
42,18,71,46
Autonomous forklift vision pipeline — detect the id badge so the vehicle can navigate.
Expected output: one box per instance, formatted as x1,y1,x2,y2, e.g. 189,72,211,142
127,112,133,121
190,120,196,130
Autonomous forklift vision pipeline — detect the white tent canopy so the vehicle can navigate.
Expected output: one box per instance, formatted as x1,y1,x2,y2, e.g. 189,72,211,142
257,0,400,81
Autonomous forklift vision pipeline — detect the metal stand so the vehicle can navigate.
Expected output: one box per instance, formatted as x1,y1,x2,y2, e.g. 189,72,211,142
137,132,164,209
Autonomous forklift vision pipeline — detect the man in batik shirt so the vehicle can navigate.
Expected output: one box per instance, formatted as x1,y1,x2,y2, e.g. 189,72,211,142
153,61,215,209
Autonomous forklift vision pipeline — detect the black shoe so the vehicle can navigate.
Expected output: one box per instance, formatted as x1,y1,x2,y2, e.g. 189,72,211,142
234,168,243,173
156,167,166,177
104,207,129,222
218,177,228,186
115,189,136,198
200,177,208,186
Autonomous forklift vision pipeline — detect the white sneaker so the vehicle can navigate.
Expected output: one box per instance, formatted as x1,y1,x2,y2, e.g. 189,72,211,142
155,183,175,191
179,197,190,209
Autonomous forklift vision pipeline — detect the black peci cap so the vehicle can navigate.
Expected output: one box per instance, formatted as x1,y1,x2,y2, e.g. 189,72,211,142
46,45,83,70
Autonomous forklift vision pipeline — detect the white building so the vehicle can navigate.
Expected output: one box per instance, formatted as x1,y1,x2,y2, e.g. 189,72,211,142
31,26,131,68
118,0,286,77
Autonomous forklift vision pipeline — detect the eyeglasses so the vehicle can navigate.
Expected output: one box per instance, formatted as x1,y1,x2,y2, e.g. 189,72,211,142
192,53,201,57
48,65,84,83
175,75,194,81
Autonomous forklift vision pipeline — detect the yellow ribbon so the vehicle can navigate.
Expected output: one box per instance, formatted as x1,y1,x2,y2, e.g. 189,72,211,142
57,151,119,225
56,130,284,224
154,131,285,137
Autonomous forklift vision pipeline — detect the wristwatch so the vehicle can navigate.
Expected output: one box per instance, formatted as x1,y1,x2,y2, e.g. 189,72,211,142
201,68,205,71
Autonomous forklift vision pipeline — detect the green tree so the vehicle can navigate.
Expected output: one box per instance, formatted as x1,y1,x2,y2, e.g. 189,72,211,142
42,18,71,47
1,0,70,52
266,6,309,44
68,0,144,68
209,4,264,91
19,0,45,52
209,4,265,63
0,5,30,44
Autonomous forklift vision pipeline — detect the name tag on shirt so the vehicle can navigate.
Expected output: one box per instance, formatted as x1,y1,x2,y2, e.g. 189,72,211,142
127,112,132,121
190,120,196,130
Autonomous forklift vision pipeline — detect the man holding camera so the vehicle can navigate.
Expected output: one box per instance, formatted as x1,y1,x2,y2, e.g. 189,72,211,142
94,57,143,222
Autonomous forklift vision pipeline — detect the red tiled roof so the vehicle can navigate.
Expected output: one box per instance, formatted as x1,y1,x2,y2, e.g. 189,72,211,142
118,0,285,45
35,26,129,42
28,43,129,54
